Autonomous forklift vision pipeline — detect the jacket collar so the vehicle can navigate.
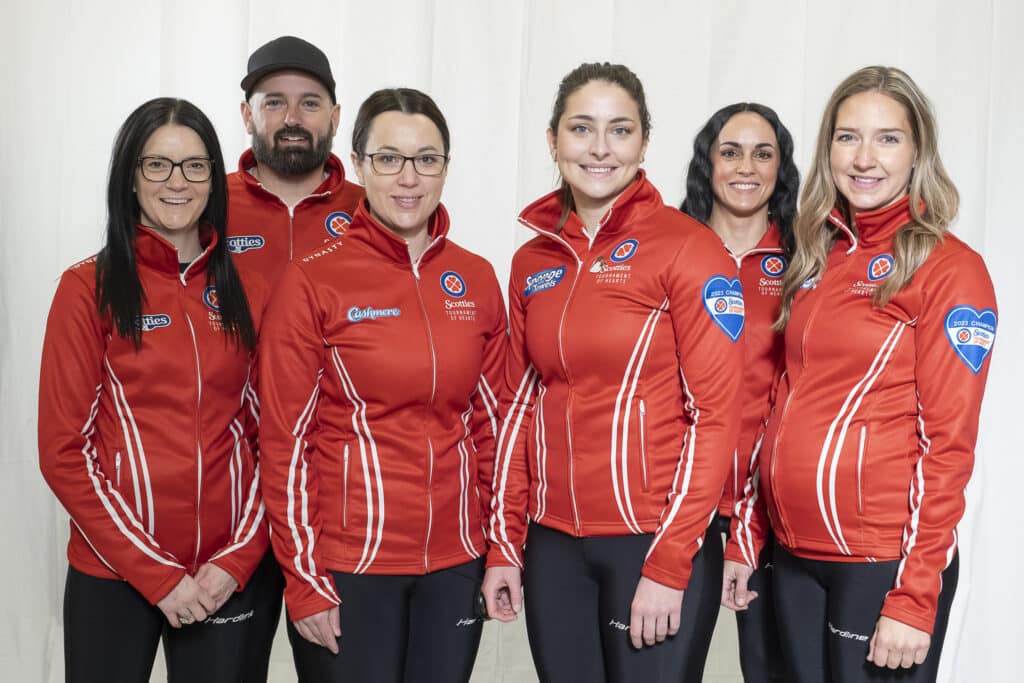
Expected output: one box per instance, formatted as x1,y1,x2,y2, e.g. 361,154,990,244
134,224,216,280
343,198,449,267
722,221,785,262
236,149,349,200
517,171,663,261
827,194,918,252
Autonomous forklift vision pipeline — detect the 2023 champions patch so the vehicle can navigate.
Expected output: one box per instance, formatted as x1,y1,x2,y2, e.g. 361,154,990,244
524,266,566,297
944,305,997,374
703,276,745,342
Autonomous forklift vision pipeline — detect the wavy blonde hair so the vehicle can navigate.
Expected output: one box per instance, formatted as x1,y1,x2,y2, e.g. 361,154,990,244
776,66,959,329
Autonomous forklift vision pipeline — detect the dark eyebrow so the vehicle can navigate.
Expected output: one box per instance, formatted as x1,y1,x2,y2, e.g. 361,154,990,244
375,144,441,154
262,92,324,100
718,140,777,148
566,114,636,124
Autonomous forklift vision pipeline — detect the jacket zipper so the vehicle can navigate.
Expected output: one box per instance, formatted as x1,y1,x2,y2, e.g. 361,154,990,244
183,310,204,573
115,452,122,487
639,399,649,491
342,443,350,528
424,438,435,572
857,425,866,514
557,260,586,533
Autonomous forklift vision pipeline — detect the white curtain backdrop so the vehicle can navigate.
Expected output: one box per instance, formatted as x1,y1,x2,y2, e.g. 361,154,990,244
3,1,1021,681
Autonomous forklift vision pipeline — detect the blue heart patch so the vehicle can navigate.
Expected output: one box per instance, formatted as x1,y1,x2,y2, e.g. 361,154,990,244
944,305,997,374
703,276,745,342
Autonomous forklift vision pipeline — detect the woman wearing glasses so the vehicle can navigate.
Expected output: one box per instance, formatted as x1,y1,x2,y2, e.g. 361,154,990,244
39,98,269,682
258,88,506,682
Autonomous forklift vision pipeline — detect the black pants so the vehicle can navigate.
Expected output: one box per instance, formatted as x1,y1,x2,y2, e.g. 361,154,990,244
718,514,786,683
287,558,485,683
772,542,958,683
241,550,285,682
63,552,278,683
522,522,721,683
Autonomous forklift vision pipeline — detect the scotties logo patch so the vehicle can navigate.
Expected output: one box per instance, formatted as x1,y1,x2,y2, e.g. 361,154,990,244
703,276,745,342
325,211,353,238
226,235,265,254
202,286,220,311
867,254,894,281
944,305,997,374
440,271,467,298
609,239,639,263
760,255,787,278
137,314,172,332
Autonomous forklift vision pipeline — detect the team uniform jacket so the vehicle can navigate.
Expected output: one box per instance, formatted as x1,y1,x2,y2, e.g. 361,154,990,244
39,227,269,605
488,173,745,590
718,225,786,517
259,201,507,621
226,150,364,286
727,196,997,633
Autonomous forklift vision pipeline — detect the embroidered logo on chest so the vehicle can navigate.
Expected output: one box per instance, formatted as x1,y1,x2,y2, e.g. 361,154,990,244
203,286,224,332
137,314,172,332
524,266,567,297
867,254,894,281
440,271,477,321
944,305,997,374
591,239,637,284
226,235,265,254
702,276,745,342
757,255,787,297
325,211,353,238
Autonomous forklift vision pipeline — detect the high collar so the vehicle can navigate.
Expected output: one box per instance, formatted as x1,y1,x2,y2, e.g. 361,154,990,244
343,198,450,266
518,171,663,257
719,220,785,261
134,224,216,279
827,195,919,251
236,149,348,199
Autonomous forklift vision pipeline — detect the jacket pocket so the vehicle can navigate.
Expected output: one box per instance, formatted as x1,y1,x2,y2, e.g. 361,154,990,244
342,443,350,529
638,399,650,492
115,452,122,488
856,425,867,514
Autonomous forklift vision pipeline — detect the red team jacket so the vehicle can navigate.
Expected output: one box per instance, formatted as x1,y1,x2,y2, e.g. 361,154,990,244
488,174,744,590
259,201,507,621
718,225,786,517
728,197,997,633
226,150,364,286
39,227,269,605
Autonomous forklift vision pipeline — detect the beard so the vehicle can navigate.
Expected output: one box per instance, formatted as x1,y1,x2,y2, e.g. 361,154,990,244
252,123,334,176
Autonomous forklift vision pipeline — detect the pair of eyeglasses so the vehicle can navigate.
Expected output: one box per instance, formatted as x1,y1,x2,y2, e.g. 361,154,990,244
137,156,214,183
366,153,449,177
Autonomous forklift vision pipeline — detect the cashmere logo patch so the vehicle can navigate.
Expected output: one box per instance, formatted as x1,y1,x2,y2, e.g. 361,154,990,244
760,255,787,278
226,235,265,254
609,239,639,263
325,211,353,238
347,306,401,323
137,314,172,332
703,276,745,342
524,266,566,297
944,305,997,374
440,271,467,298
867,254,894,281
202,286,220,311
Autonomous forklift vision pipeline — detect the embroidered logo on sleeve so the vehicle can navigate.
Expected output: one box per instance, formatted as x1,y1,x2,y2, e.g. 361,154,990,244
944,305,997,374
703,276,745,342
524,266,566,297
325,211,353,237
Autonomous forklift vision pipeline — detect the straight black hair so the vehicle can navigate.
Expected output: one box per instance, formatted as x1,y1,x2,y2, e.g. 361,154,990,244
97,97,256,349
680,102,799,256
351,87,450,159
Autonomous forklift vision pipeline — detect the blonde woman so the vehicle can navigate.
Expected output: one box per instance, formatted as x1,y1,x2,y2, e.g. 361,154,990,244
723,66,997,682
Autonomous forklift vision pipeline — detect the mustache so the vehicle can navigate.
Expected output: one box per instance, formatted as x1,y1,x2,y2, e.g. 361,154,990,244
274,126,313,144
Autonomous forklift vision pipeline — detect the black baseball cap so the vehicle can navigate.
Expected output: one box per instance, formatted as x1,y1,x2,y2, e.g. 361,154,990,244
241,36,337,103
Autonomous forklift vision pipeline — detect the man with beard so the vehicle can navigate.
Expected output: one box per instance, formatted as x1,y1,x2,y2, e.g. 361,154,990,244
225,36,363,681
228,35,364,286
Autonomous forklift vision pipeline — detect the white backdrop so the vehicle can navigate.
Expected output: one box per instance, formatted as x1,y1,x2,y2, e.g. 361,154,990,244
3,1,1022,681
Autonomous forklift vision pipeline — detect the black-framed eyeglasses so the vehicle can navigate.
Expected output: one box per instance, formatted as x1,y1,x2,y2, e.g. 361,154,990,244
137,156,214,183
366,152,449,177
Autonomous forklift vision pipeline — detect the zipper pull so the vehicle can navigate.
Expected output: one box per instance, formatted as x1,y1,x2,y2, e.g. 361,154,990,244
639,399,646,416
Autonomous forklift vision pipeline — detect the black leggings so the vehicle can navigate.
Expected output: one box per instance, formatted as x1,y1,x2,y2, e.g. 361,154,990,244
772,542,958,683
287,558,485,683
718,514,786,683
522,522,721,683
63,551,278,683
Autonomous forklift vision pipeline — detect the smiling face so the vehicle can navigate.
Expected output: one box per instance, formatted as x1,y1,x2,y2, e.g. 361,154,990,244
135,124,210,243
352,111,447,242
710,112,780,220
548,80,648,224
242,70,340,175
830,90,917,214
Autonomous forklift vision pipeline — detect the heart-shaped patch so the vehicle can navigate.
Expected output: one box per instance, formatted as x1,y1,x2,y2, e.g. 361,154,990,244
944,305,997,374
703,276,745,342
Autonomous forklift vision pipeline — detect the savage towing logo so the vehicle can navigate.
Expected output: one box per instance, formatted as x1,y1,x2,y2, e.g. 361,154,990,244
347,306,401,323
524,265,566,297
226,235,265,254
137,314,171,332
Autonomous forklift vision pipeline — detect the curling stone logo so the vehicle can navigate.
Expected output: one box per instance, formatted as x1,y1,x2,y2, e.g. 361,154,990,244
226,235,265,254
137,314,172,332
440,271,467,298
203,286,220,311
867,254,894,281
325,211,353,238
944,305,997,374
760,255,787,278
609,239,639,263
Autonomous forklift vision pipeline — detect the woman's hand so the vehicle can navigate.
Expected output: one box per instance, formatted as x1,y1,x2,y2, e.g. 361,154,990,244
629,576,684,648
481,566,523,622
293,607,341,654
156,575,217,627
721,559,758,611
194,562,239,614
867,615,931,669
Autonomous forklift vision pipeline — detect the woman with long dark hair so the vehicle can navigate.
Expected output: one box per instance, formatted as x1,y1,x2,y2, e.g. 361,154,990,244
39,97,270,682
681,102,798,683
724,66,997,682
258,87,506,682
482,62,745,682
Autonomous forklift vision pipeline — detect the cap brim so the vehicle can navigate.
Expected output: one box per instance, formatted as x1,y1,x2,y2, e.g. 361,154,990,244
240,64,335,95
